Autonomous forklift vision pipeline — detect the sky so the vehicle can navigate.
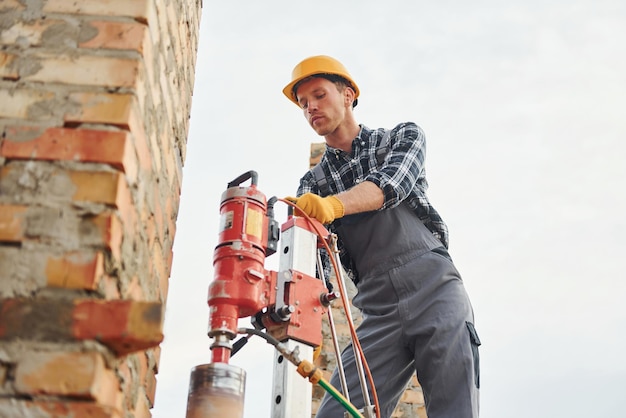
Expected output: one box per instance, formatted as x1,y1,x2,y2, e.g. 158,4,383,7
152,1,626,417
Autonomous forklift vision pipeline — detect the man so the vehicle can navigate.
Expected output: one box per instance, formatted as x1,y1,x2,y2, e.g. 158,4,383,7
284,55,480,418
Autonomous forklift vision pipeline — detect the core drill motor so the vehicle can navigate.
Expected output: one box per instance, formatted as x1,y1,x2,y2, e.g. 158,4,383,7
185,171,330,418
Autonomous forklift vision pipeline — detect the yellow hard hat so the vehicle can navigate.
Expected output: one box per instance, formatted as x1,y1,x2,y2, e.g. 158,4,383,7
282,55,360,106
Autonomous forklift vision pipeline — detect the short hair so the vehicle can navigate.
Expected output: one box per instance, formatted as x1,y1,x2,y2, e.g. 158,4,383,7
293,74,359,108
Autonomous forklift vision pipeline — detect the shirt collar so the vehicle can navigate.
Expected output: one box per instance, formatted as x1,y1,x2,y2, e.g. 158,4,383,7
324,125,373,157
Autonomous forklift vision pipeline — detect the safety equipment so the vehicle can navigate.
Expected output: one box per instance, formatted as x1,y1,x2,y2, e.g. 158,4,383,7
286,193,345,224
283,55,360,106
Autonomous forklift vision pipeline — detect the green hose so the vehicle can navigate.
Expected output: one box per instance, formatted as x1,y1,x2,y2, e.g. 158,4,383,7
318,377,364,418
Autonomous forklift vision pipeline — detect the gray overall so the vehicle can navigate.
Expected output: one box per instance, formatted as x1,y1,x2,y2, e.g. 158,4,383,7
316,203,480,418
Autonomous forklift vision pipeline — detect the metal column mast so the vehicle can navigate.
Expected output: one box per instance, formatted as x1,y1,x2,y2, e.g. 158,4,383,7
271,217,319,418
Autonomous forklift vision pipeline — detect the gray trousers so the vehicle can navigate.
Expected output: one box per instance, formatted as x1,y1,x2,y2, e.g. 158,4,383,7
316,205,480,418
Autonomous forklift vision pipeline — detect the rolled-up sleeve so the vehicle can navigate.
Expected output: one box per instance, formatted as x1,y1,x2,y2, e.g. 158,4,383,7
364,122,426,210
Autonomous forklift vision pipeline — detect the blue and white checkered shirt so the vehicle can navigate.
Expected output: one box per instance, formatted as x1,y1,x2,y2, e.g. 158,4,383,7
296,122,449,282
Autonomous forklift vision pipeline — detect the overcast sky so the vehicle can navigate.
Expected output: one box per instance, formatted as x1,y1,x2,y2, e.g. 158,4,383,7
152,1,626,417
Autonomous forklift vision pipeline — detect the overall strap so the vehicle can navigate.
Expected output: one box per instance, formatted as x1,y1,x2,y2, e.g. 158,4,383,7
312,163,329,196
375,129,391,165
312,129,392,196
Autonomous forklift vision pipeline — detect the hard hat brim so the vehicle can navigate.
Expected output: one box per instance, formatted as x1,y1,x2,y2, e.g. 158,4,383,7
282,56,360,106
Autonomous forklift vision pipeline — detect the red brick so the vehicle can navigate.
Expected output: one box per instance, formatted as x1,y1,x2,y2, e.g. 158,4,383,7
123,276,145,300
160,123,184,190
144,211,157,249
152,185,164,244
0,363,7,385
71,170,130,206
14,351,122,410
134,352,149,384
165,191,180,244
131,389,151,418
43,0,151,22
0,298,73,341
147,123,163,172
0,89,56,120
158,70,174,132
0,166,132,213
169,1,186,66
167,247,174,278
0,19,60,47
1,127,137,181
0,204,27,242
72,299,164,355
399,386,425,405
127,106,153,173
0,51,18,80
102,274,122,300
90,212,122,260
152,242,169,302
18,54,141,88
152,0,172,62
310,143,325,167
0,298,163,356
145,369,157,407
163,139,179,188
117,359,134,412
0,400,123,418
0,0,25,12
65,92,135,128
113,173,138,236
150,346,162,374
79,20,148,53
45,251,104,290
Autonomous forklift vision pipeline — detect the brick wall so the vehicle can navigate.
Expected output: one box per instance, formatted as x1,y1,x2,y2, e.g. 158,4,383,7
308,143,427,418
0,0,201,417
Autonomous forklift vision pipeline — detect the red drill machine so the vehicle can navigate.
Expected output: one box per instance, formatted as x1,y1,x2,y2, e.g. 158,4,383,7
186,171,333,418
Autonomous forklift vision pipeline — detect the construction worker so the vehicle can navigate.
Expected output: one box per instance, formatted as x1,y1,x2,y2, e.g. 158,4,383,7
284,56,481,418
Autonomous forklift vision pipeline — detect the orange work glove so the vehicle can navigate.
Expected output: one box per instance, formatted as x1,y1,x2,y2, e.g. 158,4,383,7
285,193,345,224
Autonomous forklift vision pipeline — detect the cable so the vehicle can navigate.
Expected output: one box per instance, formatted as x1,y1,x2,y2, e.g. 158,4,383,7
318,248,350,400
278,198,381,418
239,327,281,347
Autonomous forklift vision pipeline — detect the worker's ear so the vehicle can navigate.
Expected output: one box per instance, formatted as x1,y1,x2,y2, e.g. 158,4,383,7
344,87,355,107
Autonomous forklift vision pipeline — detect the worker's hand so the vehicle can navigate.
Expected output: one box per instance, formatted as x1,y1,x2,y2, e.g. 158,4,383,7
285,193,345,224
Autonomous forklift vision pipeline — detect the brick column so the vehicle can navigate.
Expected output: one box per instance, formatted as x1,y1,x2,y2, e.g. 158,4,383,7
0,0,201,417
308,144,427,418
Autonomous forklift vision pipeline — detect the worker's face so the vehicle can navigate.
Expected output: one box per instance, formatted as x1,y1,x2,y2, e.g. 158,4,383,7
295,77,353,136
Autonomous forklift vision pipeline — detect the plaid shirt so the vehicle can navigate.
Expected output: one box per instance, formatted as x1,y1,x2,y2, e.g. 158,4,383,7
297,122,449,282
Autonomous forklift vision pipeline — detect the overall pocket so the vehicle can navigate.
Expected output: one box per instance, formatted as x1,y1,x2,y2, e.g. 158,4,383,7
466,321,482,389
